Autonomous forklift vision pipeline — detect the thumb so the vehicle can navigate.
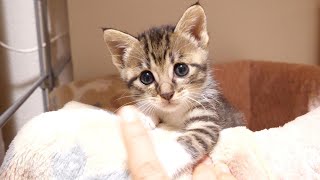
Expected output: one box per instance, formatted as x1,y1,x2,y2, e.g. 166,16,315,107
118,106,168,180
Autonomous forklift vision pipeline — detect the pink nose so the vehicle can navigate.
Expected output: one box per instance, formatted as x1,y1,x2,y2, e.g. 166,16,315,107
160,92,174,101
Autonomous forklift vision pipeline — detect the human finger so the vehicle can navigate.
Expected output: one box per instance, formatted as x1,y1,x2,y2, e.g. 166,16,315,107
118,106,168,180
213,162,236,180
192,157,217,180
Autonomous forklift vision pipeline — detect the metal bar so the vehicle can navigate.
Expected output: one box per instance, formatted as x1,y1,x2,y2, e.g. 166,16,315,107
0,0,64,128
39,0,53,90
53,56,71,78
34,0,53,112
0,75,48,128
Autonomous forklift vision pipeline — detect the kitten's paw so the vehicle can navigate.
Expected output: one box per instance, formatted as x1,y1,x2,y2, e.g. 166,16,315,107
137,113,156,130
118,106,157,130
154,141,193,178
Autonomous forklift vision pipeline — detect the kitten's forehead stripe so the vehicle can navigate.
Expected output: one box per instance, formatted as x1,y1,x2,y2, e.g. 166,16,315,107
151,52,157,63
170,52,174,64
146,61,151,69
145,35,153,56
163,49,167,60
137,25,175,67
165,31,170,47
142,35,150,55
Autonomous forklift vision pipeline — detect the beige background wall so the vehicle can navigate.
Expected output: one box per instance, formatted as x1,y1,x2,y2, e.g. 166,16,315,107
68,0,320,81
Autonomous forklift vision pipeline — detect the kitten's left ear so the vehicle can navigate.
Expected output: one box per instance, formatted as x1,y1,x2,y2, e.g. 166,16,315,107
175,5,209,48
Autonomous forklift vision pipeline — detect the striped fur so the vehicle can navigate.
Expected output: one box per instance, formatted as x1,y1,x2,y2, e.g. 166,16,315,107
103,4,244,178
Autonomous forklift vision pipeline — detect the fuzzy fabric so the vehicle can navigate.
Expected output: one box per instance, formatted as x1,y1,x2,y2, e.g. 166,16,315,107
210,105,320,179
0,102,128,179
0,101,320,179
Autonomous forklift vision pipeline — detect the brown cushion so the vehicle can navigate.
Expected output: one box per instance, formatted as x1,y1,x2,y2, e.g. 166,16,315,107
49,75,130,113
214,61,320,131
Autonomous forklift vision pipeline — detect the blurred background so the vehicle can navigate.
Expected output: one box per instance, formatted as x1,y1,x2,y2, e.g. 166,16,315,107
68,0,320,80
0,0,320,160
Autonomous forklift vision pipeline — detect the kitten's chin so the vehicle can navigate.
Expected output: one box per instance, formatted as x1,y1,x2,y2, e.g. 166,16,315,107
157,101,182,112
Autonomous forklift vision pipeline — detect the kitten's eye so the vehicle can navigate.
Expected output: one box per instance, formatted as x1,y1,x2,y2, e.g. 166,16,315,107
140,71,154,85
174,63,189,77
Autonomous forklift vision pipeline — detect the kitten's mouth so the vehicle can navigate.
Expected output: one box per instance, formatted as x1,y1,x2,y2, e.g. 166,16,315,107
159,100,179,107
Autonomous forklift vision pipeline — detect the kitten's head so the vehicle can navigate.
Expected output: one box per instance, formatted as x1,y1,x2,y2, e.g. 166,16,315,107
103,5,210,112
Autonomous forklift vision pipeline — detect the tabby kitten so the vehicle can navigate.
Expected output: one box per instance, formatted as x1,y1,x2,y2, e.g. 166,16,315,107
103,4,243,178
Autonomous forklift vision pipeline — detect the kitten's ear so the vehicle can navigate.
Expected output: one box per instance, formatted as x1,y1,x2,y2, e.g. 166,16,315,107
175,5,209,48
103,29,138,70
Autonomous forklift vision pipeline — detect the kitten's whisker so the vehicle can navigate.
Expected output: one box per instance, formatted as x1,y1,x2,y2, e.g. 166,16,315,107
124,98,149,105
117,90,131,100
149,105,156,116
180,94,196,107
116,89,138,98
144,103,154,115
187,87,205,92
182,97,192,110
181,52,204,57
142,101,152,113
137,100,153,114
136,101,148,111
114,98,148,112
189,93,212,104
186,96,207,112
188,92,217,110
137,97,157,116
186,96,213,122
115,94,141,101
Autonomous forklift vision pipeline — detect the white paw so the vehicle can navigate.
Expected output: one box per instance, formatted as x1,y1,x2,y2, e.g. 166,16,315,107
154,140,193,178
137,113,156,130
118,106,157,130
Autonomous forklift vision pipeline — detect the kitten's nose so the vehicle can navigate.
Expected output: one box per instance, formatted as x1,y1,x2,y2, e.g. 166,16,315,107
160,92,174,101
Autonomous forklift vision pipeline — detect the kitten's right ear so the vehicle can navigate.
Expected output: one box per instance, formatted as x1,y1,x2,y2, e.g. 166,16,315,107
175,5,208,48
103,29,138,70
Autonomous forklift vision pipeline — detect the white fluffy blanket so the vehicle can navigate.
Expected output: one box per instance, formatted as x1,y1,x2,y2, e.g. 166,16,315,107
210,106,320,179
0,101,319,179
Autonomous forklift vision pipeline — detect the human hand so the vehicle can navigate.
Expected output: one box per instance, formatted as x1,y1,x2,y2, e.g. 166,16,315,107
118,106,168,180
193,158,236,180
118,106,236,180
